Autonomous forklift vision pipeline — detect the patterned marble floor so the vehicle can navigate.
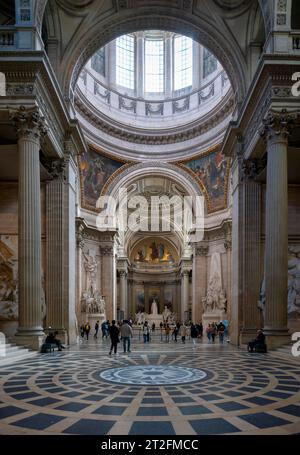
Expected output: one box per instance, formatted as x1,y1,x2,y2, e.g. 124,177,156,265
0,338,300,435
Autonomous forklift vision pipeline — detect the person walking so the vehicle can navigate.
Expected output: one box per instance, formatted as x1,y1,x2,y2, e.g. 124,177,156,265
85,322,91,340
120,319,133,353
217,322,225,343
190,323,199,347
206,324,211,342
94,320,99,339
143,321,150,343
165,324,170,343
109,320,120,355
180,323,187,343
211,324,216,343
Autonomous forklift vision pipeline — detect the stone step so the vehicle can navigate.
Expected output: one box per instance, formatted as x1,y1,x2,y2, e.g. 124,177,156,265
0,342,38,367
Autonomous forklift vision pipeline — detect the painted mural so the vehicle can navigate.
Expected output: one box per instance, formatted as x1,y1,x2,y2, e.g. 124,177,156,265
184,150,228,211
132,239,178,265
79,148,123,209
0,235,18,321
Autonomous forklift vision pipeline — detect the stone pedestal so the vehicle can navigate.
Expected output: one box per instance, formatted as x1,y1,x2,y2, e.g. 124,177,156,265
202,310,226,328
87,313,106,329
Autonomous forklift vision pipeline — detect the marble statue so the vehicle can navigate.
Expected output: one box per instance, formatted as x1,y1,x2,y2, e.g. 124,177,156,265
258,247,300,318
135,311,147,325
151,299,158,315
202,252,226,314
162,305,171,322
288,247,300,314
83,251,98,292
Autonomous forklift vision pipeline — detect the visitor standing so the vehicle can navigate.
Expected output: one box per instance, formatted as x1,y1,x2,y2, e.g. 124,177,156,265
165,324,170,343
120,320,133,353
85,322,91,340
143,321,150,343
206,324,211,342
180,323,187,343
94,320,99,339
190,323,199,347
109,320,120,355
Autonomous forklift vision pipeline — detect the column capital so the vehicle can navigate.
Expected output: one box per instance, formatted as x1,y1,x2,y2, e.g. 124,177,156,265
260,109,295,143
241,157,266,181
119,270,127,278
224,239,232,251
42,157,66,181
195,245,209,256
100,245,114,256
10,105,47,141
182,269,190,277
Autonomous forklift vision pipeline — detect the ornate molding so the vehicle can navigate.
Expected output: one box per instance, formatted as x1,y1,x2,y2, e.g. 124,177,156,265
10,106,47,141
195,245,209,256
100,246,114,256
6,83,36,96
75,91,234,145
241,157,267,181
42,157,66,180
260,109,296,142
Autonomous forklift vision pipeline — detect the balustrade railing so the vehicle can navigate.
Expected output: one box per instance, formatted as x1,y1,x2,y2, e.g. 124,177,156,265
78,67,231,118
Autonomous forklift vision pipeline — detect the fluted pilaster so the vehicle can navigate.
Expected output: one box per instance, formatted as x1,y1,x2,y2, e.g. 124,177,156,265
240,164,261,343
192,244,208,323
119,270,127,318
181,270,190,322
46,161,65,334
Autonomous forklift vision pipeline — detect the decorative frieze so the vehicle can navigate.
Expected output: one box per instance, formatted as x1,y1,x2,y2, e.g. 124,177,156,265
145,102,164,116
119,96,137,113
6,83,35,96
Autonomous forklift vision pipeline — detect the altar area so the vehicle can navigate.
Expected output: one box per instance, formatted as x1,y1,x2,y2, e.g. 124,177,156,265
134,300,177,326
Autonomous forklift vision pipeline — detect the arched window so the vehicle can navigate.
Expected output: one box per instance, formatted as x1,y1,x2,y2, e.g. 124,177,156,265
145,38,164,93
174,35,193,91
116,34,135,89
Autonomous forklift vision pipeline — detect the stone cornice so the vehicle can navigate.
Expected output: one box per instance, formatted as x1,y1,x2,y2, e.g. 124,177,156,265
222,56,300,158
0,52,87,157
74,88,234,146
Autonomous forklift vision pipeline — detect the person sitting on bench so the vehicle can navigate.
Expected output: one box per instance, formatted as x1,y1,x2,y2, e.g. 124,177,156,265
248,330,266,353
45,331,65,351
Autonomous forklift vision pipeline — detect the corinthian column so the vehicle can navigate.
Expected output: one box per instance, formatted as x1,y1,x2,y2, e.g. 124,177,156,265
260,110,294,348
11,106,46,349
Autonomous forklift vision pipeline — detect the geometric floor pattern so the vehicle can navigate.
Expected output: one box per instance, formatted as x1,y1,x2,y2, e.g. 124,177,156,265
0,339,300,435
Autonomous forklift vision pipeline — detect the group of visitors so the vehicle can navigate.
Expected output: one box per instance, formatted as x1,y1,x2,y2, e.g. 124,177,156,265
109,319,133,355
205,321,226,343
